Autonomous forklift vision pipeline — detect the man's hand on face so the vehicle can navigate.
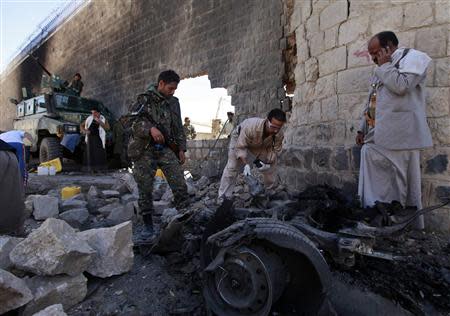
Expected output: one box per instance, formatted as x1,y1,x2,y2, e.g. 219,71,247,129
178,150,186,165
377,46,392,65
150,127,165,144
356,132,365,146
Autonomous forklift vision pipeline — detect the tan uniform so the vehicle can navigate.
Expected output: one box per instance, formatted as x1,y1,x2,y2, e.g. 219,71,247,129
218,117,283,198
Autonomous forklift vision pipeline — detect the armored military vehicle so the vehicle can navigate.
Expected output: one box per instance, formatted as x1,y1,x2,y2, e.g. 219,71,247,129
11,57,115,163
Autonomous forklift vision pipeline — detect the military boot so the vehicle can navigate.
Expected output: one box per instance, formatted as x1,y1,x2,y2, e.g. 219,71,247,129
134,213,155,244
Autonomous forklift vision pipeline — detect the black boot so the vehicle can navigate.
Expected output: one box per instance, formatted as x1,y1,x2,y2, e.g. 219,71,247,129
135,213,155,244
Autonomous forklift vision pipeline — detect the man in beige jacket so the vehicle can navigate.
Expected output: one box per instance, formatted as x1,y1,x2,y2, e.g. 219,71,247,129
218,108,286,200
356,31,432,229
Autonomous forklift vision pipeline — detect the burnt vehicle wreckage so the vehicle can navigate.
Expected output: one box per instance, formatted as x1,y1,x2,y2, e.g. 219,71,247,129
140,184,450,315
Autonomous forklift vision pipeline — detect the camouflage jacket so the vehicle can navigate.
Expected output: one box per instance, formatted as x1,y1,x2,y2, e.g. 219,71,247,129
128,84,186,159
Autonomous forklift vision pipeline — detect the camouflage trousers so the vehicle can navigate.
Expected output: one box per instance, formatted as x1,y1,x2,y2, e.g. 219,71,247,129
132,146,187,216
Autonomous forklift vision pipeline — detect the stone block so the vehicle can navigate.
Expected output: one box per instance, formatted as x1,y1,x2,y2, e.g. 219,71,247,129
313,147,331,169
59,208,89,228
436,1,450,24
324,25,338,50
320,1,348,30
338,17,369,46
415,26,447,58
305,57,319,81
314,73,336,99
435,58,450,87
307,100,322,123
107,202,135,225
295,62,306,84
318,46,346,76
332,146,349,171
32,304,67,316
338,92,367,121
23,274,87,316
347,39,373,68
98,202,123,216
370,7,403,34
0,236,23,270
78,221,133,278
121,193,137,204
404,2,433,28
425,154,448,174
321,96,338,122
0,268,33,314
309,31,325,56
428,117,450,145
426,87,450,117
425,207,450,233
396,31,416,49
337,66,373,94
351,146,361,170
101,190,120,198
296,31,309,63
33,196,59,221
60,199,88,212
306,13,319,39
301,0,312,21
10,218,95,276
25,195,39,218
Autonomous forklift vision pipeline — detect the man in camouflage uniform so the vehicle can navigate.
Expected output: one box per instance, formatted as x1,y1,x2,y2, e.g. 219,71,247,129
128,70,188,239
183,117,197,140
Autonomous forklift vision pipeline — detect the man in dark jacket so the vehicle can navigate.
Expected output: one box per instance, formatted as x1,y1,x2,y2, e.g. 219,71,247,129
128,70,188,240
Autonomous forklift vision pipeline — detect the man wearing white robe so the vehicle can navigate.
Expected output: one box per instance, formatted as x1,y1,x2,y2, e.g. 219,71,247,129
356,31,433,229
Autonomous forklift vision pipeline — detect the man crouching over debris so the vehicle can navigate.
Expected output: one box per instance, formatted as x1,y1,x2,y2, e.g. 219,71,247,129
218,108,286,201
356,31,432,229
128,70,188,241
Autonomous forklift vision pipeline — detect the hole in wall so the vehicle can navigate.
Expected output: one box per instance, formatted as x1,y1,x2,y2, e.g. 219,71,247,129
175,75,234,140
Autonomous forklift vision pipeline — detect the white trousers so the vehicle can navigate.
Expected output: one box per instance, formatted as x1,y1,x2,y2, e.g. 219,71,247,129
358,143,424,229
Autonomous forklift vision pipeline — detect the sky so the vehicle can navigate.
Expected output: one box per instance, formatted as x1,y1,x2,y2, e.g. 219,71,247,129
175,76,234,134
0,1,234,131
0,0,68,72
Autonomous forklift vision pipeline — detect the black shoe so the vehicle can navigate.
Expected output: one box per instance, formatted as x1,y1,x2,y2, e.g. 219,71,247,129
134,214,155,244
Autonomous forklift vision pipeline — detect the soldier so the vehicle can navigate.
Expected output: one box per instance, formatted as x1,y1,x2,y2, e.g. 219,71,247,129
183,117,197,140
128,70,188,240
68,73,84,96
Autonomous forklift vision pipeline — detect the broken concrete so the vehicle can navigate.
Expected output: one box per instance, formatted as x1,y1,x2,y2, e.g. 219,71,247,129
0,236,23,270
31,304,67,316
10,218,95,276
98,202,123,216
78,221,134,278
101,190,120,199
23,274,87,316
0,268,33,314
33,196,59,220
58,208,89,228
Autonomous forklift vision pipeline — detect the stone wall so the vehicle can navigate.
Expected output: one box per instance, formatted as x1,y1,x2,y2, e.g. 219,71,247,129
185,139,229,179
281,0,450,231
0,0,285,130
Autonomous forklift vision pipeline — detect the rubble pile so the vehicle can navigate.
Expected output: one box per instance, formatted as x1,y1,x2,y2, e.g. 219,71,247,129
0,173,138,315
2,172,448,315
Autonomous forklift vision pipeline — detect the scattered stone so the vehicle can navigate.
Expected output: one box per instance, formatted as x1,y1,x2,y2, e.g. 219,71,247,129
154,200,172,215
161,208,178,226
60,199,88,212
87,186,98,198
161,188,174,202
10,218,95,276
186,180,197,196
0,236,23,270
119,173,139,196
195,176,210,189
0,268,33,314
105,197,120,204
101,190,120,198
23,274,87,316
121,193,137,204
59,209,89,228
106,202,134,225
111,182,131,195
98,202,123,216
33,196,59,220
25,195,40,218
31,304,67,316
78,221,134,278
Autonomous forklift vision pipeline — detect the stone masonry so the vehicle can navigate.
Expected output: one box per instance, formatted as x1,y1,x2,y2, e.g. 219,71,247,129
281,0,450,231
0,0,285,128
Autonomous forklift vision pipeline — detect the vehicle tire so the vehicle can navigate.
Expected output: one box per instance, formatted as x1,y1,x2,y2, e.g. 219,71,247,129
39,137,62,163
202,218,331,316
